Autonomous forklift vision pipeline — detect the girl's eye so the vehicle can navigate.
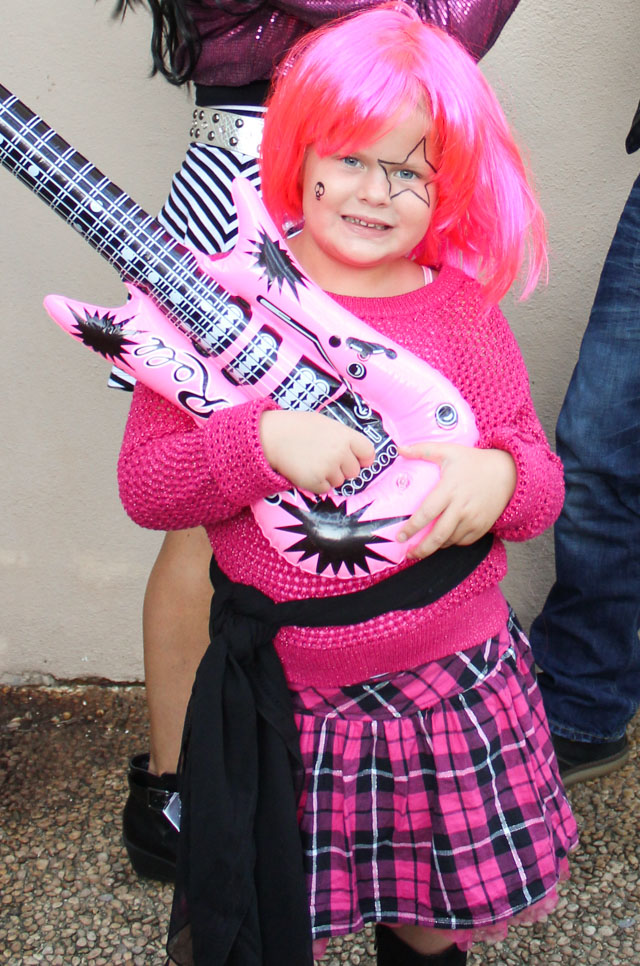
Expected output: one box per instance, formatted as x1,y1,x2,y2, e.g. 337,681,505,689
340,156,361,168
395,168,419,181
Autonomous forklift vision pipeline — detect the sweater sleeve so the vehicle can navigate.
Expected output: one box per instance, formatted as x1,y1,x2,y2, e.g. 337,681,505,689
117,383,289,532
487,395,564,542
466,305,564,542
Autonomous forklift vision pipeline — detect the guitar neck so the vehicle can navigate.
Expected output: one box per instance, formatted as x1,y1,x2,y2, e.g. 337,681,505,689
0,84,236,345
0,85,175,277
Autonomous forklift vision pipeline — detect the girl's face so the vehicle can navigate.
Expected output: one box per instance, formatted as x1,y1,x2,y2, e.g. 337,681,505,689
291,105,438,296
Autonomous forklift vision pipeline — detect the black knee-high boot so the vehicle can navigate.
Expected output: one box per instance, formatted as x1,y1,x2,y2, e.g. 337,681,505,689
375,925,467,966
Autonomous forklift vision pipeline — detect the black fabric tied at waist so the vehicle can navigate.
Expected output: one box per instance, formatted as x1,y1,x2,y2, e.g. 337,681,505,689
166,533,494,966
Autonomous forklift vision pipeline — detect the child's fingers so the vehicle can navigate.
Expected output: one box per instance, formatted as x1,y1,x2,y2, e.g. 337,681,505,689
325,454,363,489
351,432,376,466
397,442,448,464
406,504,459,559
323,436,375,490
397,487,449,544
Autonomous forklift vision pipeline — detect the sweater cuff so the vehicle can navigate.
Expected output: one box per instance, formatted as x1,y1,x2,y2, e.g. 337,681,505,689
487,428,548,538
204,398,290,505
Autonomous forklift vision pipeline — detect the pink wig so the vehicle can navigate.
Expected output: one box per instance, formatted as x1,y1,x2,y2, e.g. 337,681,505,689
260,3,547,303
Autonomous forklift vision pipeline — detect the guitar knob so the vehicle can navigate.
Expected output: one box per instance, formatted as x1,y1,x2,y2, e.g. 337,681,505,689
435,403,458,429
347,362,366,380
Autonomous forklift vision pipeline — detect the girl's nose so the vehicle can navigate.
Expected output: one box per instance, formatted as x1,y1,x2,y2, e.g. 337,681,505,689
357,165,391,205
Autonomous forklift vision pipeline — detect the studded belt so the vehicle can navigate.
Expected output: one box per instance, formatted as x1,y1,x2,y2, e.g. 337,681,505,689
189,108,264,158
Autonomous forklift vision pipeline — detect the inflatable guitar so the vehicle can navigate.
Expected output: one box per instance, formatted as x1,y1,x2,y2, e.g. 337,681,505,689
0,84,478,579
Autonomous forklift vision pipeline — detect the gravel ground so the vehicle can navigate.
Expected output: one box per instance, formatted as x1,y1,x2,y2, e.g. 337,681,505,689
0,684,638,966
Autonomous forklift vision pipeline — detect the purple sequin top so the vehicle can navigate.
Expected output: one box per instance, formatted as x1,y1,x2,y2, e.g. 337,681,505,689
185,0,521,86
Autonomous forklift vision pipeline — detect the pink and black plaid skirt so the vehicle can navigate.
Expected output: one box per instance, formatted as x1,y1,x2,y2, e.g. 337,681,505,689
290,612,578,946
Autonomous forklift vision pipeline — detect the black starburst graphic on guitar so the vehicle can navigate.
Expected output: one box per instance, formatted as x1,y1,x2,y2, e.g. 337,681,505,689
69,307,136,364
251,230,308,300
274,491,409,576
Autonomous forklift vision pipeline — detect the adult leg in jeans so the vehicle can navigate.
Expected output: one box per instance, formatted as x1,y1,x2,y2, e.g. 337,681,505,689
531,173,640,782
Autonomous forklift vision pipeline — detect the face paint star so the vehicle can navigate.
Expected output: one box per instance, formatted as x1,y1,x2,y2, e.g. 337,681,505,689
377,138,437,206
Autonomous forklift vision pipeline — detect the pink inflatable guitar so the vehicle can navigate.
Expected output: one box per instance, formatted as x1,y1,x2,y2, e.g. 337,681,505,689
0,84,478,578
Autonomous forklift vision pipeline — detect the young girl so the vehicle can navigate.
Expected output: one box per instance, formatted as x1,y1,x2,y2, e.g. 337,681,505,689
118,6,577,964
113,0,523,884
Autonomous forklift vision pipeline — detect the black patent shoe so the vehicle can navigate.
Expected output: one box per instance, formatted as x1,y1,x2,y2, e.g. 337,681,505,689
122,752,179,882
375,926,467,965
552,733,630,789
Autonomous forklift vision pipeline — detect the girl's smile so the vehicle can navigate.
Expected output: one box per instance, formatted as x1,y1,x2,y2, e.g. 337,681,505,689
288,105,438,297
342,215,391,231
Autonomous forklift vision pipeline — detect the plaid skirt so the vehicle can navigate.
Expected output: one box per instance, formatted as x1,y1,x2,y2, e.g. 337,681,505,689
290,611,578,946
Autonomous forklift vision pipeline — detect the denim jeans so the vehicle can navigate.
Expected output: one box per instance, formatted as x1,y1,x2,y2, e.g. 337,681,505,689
530,172,640,742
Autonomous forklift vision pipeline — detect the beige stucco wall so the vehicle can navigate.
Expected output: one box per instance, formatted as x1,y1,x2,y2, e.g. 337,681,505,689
1,0,638,683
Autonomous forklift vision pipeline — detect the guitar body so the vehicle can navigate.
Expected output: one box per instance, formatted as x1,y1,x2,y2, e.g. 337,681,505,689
1,85,478,579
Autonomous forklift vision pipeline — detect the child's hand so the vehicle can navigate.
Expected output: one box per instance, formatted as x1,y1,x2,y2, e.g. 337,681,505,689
260,410,375,494
396,443,517,558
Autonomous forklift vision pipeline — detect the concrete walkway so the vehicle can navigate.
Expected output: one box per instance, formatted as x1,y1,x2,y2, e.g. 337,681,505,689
1,684,638,965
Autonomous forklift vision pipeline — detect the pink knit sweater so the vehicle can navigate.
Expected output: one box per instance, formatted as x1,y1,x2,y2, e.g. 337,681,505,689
118,265,563,687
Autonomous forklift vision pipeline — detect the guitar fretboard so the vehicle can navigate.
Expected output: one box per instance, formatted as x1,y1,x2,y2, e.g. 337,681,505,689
0,84,248,358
